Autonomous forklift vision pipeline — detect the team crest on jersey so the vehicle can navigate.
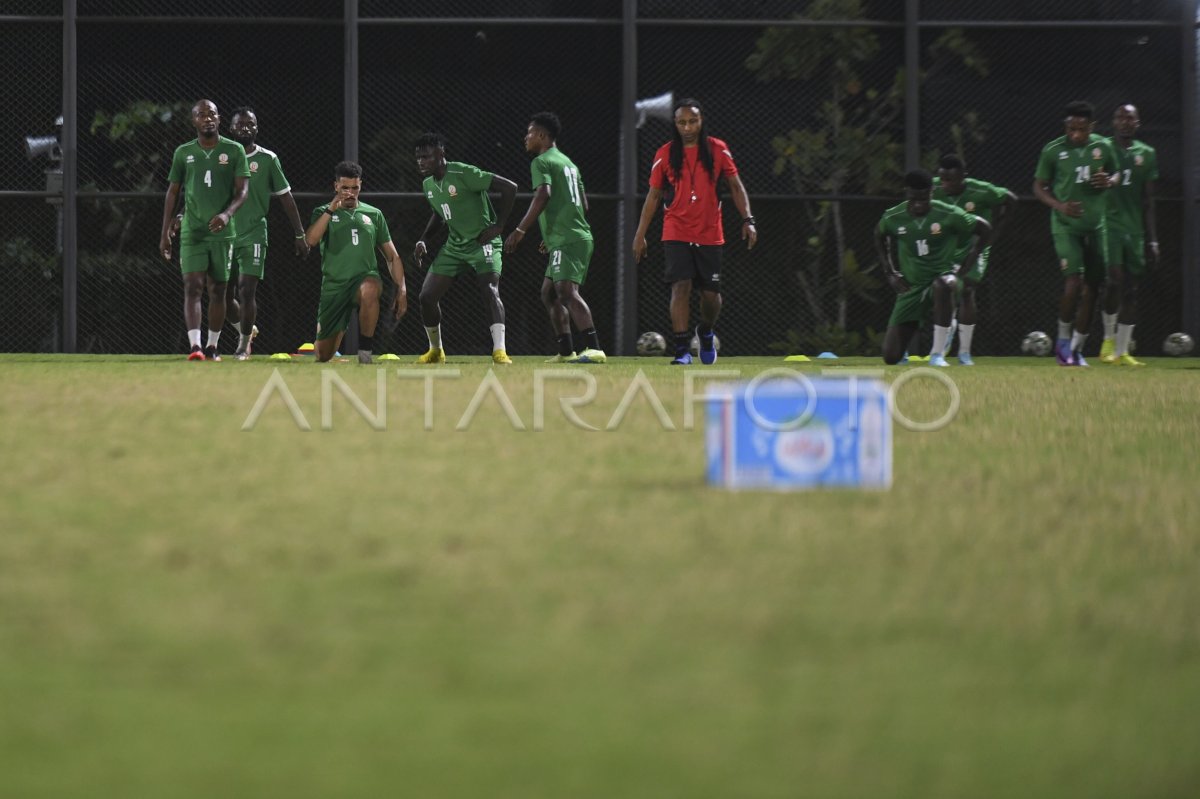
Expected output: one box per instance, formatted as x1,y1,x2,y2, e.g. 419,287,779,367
897,226,906,235
219,153,229,164
931,223,942,235
448,185,458,197
361,215,372,225
1135,155,1144,166
965,201,976,212
249,162,259,173
1091,148,1102,159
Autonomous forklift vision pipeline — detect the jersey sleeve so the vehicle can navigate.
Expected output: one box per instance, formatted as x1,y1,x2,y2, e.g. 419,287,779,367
374,210,392,245
986,180,1009,205
268,155,291,195
530,156,552,190
950,205,976,237
460,163,493,193
233,144,250,178
649,148,670,189
1102,141,1120,175
876,214,891,236
310,204,329,224
166,146,185,184
714,140,739,178
1034,145,1055,182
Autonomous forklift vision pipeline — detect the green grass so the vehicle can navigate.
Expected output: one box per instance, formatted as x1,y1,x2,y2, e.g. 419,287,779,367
1,353,1198,798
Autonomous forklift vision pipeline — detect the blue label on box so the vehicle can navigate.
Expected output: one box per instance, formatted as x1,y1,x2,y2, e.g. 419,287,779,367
705,377,891,490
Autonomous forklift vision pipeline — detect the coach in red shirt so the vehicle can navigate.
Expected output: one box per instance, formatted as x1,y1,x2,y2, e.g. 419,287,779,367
632,97,757,364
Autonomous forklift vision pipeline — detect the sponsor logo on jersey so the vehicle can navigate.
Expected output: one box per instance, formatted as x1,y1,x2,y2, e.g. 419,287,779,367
219,153,229,164
250,162,259,173
186,154,195,163
448,185,458,197
965,201,976,212
1058,151,1068,159
1060,258,1069,270
1091,148,1102,160
897,227,906,235
931,223,942,235
331,215,339,222
1135,155,1144,166
426,191,433,199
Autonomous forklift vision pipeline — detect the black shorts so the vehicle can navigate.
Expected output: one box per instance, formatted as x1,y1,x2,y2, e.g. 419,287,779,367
663,241,722,292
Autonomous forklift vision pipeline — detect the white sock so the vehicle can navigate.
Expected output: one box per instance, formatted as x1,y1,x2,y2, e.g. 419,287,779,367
207,329,221,349
1070,330,1088,352
1057,320,1072,340
490,323,506,352
957,324,975,356
425,325,442,350
188,328,202,348
1102,312,1117,340
931,325,950,358
1116,323,1134,357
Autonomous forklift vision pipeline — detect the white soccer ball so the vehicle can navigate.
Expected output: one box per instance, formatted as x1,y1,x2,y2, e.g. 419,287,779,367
636,331,667,357
1021,331,1052,356
1163,332,1195,357
690,333,721,357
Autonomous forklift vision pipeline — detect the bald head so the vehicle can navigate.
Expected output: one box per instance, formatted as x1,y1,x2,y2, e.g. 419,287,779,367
1113,103,1140,142
190,99,220,142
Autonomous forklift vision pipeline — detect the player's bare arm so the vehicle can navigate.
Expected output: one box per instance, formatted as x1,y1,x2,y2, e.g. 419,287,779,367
303,193,344,249
504,185,550,253
958,217,994,277
725,172,757,250
280,191,310,258
875,228,908,294
991,190,1017,241
479,174,518,244
413,212,444,267
209,175,248,234
159,182,182,260
381,240,407,318
632,186,664,263
1145,178,1159,267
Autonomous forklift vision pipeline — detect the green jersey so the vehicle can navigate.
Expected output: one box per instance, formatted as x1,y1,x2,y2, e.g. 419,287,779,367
167,136,250,243
422,161,498,255
530,146,591,249
232,145,291,247
878,199,977,285
932,176,1009,262
311,201,391,283
1105,137,1158,234
1034,133,1119,232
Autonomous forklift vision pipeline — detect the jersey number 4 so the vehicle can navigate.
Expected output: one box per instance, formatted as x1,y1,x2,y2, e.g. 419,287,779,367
204,169,212,188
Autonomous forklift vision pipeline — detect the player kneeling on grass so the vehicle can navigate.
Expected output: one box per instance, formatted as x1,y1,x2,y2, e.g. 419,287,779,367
930,155,1016,365
876,169,992,366
504,112,605,364
304,161,407,363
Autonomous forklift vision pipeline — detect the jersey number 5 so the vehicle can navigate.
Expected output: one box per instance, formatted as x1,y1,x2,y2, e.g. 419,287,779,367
351,229,359,246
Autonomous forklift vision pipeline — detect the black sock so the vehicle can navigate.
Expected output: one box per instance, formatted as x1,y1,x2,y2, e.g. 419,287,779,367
581,328,600,351
359,333,375,352
697,322,713,337
557,333,574,356
673,331,690,356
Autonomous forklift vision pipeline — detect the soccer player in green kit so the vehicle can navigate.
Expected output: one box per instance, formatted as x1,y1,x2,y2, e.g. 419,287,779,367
224,107,310,360
503,112,606,364
159,99,249,361
1099,103,1159,366
930,155,1016,365
412,133,518,365
1033,101,1119,367
875,169,992,366
304,161,407,364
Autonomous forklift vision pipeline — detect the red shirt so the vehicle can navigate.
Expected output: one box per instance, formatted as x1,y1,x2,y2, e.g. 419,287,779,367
648,136,739,246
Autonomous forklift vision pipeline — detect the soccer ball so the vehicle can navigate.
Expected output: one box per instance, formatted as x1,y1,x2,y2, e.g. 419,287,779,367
1021,331,1052,356
1163,332,1195,356
690,333,721,357
636,331,667,357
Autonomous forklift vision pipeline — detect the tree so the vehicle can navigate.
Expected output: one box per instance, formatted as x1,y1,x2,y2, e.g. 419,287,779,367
746,0,987,330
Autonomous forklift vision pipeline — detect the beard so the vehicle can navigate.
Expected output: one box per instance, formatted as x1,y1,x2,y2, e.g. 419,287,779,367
233,135,254,148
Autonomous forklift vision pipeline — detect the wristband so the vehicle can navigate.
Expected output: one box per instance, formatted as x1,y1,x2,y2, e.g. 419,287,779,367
324,208,334,216
1148,241,1159,245
742,216,756,225
295,234,305,239
515,227,526,234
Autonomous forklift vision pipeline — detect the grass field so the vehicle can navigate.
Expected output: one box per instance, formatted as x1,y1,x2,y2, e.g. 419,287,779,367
2,353,1199,797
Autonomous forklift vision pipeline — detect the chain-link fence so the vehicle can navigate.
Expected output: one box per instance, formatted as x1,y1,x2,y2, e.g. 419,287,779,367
2,1,1194,357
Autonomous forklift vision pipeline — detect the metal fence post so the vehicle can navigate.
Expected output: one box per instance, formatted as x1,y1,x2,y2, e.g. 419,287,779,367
615,0,638,356
61,0,78,353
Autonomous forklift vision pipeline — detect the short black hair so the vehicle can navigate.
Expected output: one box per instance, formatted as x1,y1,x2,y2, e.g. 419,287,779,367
415,132,446,150
334,160,362,180
1065,101,1094,120
530,111,561,140
939,154,964,171
229,106,255,122
904,169,933,191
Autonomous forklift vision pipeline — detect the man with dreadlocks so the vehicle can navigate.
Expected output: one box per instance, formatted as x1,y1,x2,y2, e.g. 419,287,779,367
632,97,757,364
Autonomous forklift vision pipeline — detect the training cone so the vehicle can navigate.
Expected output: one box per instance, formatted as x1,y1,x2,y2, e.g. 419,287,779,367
784,354,811,362
377,353,400,361
269,352,291,361
294,342,315,356
816,351,839,359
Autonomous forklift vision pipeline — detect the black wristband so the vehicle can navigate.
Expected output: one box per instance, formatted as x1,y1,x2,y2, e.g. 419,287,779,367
742,216,756,225
324,208,334,216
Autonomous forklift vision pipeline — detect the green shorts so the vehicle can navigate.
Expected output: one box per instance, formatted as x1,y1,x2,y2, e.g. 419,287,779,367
959,246,990,285
545,239,594,285
180,239,233,283
429,239,502,278
315,273,380,341
1106,228,1146,277
232,240,267,280
1051,219,1109,282
888,271,953,327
